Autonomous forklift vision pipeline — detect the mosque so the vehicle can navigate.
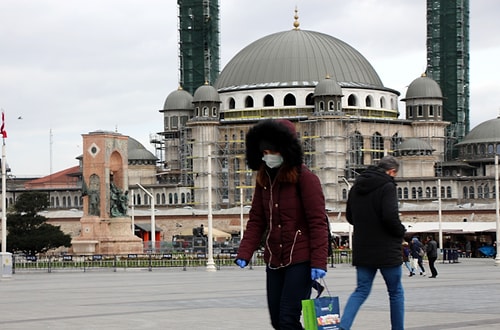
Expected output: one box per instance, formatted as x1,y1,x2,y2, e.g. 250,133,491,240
4,4,499,255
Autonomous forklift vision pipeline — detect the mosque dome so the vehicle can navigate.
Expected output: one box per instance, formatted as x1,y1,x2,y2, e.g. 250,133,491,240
403,74,443,100
394,138,434,157
193,83,220,102
128,137,157,161
314,76,342,96
163,87,193,110
457,117,500,145
215,29,384,91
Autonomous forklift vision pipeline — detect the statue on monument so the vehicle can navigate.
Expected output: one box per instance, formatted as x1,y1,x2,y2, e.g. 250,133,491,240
82,174,101,216
110,182,129,217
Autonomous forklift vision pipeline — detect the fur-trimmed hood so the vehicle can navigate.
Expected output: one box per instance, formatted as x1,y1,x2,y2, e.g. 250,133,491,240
245,119,303,171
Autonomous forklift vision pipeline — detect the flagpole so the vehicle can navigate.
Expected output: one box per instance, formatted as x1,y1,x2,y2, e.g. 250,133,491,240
1,139,6,253
1,110,6,253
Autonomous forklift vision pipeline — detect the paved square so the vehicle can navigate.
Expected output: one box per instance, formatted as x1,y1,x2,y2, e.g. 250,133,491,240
1,258,499,329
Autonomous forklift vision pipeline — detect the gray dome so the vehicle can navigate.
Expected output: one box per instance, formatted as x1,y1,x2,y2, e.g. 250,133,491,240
163,87,193,110
456,117,500,145
128,137,157,161
397,138,434,151
193,83,220,102
404,74,443,100
314,76,342,96
215,29,383,91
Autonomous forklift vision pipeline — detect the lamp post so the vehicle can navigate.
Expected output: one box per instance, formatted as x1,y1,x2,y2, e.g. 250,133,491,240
438,179,443,258
206,144,216,271
495,155,500,265
137,184,155,252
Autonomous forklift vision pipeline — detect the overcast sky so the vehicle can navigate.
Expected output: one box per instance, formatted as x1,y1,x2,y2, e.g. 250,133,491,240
1,0,499,177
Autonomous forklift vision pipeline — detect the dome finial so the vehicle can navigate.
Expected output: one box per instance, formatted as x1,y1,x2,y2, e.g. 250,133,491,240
293,7,300,30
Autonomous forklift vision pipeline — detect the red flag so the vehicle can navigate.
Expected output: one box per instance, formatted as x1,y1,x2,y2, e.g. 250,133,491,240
0,111,6,138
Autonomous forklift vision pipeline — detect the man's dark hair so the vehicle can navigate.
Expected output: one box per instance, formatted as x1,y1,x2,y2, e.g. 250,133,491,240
377,155,399,172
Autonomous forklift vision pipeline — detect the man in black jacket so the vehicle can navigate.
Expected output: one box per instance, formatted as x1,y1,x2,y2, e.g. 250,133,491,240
340,156,406,330
426,235,439,278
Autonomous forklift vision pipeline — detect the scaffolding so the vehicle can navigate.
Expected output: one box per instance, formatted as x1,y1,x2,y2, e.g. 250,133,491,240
178,0,220,95
426,0,470,157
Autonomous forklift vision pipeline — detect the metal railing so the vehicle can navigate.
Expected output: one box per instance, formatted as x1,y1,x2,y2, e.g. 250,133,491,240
12,249,352,273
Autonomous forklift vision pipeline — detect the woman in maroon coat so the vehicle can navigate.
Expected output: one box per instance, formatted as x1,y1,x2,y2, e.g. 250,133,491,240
235,119,328,329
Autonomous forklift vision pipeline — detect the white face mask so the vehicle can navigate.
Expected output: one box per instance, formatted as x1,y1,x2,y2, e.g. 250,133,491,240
262,154,283,168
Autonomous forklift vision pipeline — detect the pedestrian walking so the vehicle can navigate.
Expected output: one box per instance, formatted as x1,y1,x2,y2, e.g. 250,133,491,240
402,241,415,276
340,156,406,330
235,119,328,329
410,237,426,276
426,235,439,278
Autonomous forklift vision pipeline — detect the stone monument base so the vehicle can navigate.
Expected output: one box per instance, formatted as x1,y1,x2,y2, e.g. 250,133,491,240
71,216,143,255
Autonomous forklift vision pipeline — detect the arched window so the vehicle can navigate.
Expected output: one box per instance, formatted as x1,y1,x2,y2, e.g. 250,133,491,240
411,187,417,199
380,97,386,108
371,132,384,160
228,97,235,109
347,94,357,106
478,186,483,198
63,196,67,207
469,186,475,199
426,187,431,198
263,94,274,107
463,186,468,199
161,193,166,204
74,196,79,206
342,189,348,200
181,193,186,203
319,101,324,111
417,187,423,199
168,193,173,204
397,187,402,199
305,93,314,105
350,131,364,166
391,133,402,153
447,186,452,198
156,193,161,205
174,193,178,204
365,95,373,107
284,93,296,106
328,101,335,110
403,187,409,199
432,186,437,198
245,96,254,108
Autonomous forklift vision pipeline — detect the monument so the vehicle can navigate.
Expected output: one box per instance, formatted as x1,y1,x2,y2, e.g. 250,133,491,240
71,131,143,255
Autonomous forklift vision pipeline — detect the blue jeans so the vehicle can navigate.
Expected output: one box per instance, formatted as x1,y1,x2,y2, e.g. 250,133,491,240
266,262,311,329
340,265,404,330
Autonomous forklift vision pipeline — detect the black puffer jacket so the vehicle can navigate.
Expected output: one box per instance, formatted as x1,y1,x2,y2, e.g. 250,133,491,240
346,166,406,267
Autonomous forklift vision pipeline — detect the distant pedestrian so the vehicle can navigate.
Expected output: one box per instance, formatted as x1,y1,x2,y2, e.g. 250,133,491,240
402,241,415,276
410,237,426,276
426,235,438,278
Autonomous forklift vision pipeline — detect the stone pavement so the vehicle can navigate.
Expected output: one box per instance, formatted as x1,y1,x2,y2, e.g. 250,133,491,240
1,258,499,329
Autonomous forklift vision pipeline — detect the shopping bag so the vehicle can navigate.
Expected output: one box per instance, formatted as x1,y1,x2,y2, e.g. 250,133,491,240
302,295,341,330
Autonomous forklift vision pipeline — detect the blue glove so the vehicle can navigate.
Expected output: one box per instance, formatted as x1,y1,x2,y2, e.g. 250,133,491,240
236,259,247,268
311,268,326,280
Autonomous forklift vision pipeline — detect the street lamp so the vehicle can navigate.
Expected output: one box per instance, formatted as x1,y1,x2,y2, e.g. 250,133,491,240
495,155,500,265
137,184,155,252
438,179,443,258
206,144,216,271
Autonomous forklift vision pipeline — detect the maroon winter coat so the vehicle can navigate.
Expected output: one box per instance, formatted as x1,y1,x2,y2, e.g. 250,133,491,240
236,120,328,270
